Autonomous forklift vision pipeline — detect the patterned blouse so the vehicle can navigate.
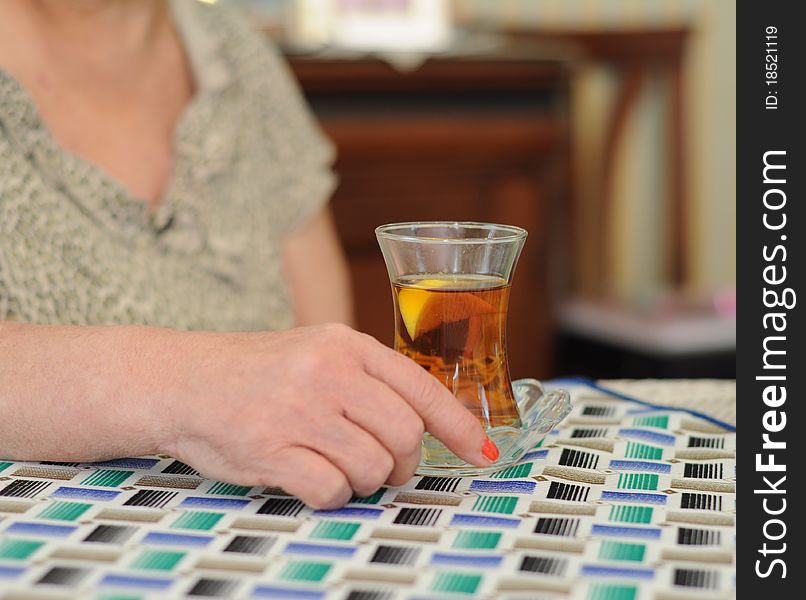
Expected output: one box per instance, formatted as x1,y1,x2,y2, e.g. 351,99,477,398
0,0,335,331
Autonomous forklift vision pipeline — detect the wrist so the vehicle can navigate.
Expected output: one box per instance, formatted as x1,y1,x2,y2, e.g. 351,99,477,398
100,325,190,458
144,329,235,458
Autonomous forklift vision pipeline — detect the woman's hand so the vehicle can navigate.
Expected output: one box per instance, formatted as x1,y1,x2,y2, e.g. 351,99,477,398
162,323,495,508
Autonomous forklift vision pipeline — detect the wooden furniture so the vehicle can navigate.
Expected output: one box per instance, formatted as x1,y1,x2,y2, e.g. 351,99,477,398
506,28,691,294
287,52,570,378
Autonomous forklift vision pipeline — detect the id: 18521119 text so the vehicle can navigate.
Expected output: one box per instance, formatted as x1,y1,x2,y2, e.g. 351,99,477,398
765,26,779,110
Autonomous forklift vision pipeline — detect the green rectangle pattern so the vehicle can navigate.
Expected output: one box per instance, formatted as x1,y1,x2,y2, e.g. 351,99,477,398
82,470,134,487
617,473,659,490
452,531,501,549
171,511,224,530
309,521,360,540
471,495,518,514
207,482,252,496
608,505,654,524
598,541,646,562
279,560,332,582
131,549,185,571
38,501,92,521
0,539,44,560
350,488,386,504
624,442,663,460
431,571,482,594
489,463,533,478
587,583,638,600
631,415,669,429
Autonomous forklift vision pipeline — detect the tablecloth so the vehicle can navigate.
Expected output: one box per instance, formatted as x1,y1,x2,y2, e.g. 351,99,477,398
598,380,736,428
0,380,736,599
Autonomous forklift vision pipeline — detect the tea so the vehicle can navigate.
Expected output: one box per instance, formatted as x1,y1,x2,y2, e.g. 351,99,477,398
392,274,522,429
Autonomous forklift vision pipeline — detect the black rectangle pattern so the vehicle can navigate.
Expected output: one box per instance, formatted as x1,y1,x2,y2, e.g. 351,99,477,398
581,406,616,417
519,555,566,575
677,527,722,546
569,428,608,439
687,436,725,449
415,477,460,493
0,479,50,498
188,578,239,597
38,567,90,587
680,493,723,511
674,568,719,589
558,448,599,470
393,507,441,527
83,524,137,544
546,481,590,502
683,463,724,479
162,460,202,477
257,497,304,517
123,489,177,509
370,545,420,566
534,517,580,537
346,591,394,600
223,535,275,555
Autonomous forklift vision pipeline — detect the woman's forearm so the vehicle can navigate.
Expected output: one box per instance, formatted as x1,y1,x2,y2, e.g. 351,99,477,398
0,320,493,508
0,321,181,461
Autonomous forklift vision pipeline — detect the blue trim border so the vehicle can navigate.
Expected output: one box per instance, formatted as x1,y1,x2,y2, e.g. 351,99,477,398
548,377,736,432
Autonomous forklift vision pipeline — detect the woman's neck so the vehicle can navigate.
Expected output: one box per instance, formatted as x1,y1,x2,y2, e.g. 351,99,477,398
29,0,166,39
0,0,194,208
2,0,170,75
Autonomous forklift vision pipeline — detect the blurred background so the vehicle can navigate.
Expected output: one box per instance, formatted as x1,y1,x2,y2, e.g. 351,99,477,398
239,0,736,380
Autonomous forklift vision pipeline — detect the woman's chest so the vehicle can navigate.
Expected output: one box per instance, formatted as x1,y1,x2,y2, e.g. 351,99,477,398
1,28,193,209
2,132,294,332
32,71,192,209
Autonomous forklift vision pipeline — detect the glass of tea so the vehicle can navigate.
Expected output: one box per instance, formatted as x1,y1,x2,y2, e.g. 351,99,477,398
376,221,531,471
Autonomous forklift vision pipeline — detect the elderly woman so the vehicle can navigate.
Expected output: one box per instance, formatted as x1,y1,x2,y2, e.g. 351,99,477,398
0,0,496,508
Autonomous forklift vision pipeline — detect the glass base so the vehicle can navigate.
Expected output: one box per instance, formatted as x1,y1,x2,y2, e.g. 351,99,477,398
416,379,572,477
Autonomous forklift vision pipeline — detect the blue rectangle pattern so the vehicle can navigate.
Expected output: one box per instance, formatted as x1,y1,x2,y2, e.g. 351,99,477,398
51,486,120,501
4,522,78,538
180,496,250,510
450,514,520,528
469,480,536,494
141,532,214,547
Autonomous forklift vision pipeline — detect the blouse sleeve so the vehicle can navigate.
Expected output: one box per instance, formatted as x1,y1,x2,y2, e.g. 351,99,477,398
213,3,338,237
261,43,339,236
0,133,22,321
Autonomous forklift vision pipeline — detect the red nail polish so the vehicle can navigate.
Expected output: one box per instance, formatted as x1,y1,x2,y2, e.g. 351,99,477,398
482,437,499,462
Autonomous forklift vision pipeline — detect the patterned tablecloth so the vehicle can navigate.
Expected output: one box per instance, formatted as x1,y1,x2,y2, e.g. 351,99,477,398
0,380,736,600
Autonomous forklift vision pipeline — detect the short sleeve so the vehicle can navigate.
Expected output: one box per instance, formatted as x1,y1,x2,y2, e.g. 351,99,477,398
198,1,338,237
0,132,45,322
0,133,22,320
257,43,338,236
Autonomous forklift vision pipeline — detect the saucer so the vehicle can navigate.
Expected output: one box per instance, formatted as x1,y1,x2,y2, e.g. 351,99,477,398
417,379,572,477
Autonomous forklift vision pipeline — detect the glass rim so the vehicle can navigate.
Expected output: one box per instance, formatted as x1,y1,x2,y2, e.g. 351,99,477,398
375,221,528,245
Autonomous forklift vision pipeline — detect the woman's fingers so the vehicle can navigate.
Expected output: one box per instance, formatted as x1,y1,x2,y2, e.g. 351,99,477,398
385,443,424,487
268,446,352,509
342,377,423,486
343,377,424,469
356,335,493,467
313,416,395,497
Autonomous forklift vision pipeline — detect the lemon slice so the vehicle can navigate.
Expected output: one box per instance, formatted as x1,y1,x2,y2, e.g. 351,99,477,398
398,277,496,341
399,288,430,340
398,278,452,340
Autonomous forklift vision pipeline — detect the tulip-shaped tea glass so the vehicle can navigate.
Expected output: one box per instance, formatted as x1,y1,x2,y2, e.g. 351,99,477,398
376,222,571,476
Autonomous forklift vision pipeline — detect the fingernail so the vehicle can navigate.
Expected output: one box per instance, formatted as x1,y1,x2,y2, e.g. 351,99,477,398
481,436,499,462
